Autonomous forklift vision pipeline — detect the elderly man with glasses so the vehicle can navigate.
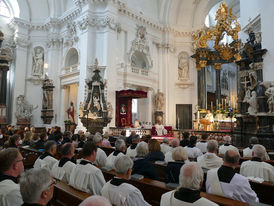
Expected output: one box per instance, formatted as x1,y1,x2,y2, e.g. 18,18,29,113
20,168,55,206
0,148,24,206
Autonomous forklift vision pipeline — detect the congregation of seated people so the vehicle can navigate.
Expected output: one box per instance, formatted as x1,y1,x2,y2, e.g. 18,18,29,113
0,126,274,206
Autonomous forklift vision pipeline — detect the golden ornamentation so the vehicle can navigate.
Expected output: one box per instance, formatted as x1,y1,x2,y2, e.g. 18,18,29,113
214,63,222,70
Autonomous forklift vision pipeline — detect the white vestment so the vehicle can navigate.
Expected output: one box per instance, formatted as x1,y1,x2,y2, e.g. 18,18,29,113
218,145,239,156
33,155,58,170
196,141,208,153
51,160,76,183
160,190,218,206
185,146,203,159
243,147,270,160
105,152,125,169
197,153,223,169
206,168,259,203
126,147,137,159
69,160,106,195
0,179,23,206
93,148,107,167
101,180,151,206
155,124,165,136
165,148,174,163
240,160,274,182
160,143,172,154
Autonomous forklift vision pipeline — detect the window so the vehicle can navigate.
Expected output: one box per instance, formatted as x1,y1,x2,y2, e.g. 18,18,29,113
0,0,11,17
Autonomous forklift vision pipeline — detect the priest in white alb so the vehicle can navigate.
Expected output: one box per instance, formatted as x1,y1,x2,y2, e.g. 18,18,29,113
93,133,107,167
51,143,76,183
206,150,259,204
160,137,172,154
165,138,180,163
101,155,151,206
160,162,218,206
33,141,58,170
126,135,140,159
240,144,274,182
69,142,106,195
197,140,223,170
243,137,270,160
218,136,239,156
105,139,126,169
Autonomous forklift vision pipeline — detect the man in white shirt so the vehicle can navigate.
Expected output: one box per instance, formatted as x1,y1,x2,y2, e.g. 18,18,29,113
196,134,208,154
93,133,107,167
218,136,239,156
101,155,151,206
240,144,274,182
33,140,58,170
80,196,111,206
197,140,223,169
69,141,106,195
19,168,54,206
126,135,140,159
161,162,218,206
185,136,202,159
160,137,171,154
51,143,76,183
105,139,126,169
206,150,258,204
165,138,180,163
0,148,23,206
243,137,270,160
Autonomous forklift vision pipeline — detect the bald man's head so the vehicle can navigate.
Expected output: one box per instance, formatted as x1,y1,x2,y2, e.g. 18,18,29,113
224,150,239,166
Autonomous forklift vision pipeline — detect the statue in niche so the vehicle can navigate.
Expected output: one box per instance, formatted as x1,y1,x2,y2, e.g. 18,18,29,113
42,75,53,109
32,47,44,76
154,91,164,111
247,91,257,115
243,89,251,103
178,53,189,80
67,102,75,122
16,95,36,121
248,70,257,90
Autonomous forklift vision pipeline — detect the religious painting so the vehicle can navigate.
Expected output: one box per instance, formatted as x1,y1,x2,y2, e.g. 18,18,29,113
120,104,126,114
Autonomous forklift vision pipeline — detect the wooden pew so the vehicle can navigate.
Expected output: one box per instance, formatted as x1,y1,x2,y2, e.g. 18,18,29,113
51,180,91,206
100,168,248,206
19,146,41,169
100,146,115,156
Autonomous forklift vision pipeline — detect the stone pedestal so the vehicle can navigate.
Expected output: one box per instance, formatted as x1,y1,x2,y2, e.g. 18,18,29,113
41,109,54,124
80,117,110,134
16,118,30,129
234,114,274,149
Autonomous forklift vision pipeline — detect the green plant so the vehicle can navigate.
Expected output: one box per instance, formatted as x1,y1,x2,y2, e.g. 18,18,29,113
64,120,71,124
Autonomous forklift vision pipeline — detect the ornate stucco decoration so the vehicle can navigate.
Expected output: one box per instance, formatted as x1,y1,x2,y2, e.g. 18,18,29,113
64,22,79,47
128,25,152,69
15,95,37,123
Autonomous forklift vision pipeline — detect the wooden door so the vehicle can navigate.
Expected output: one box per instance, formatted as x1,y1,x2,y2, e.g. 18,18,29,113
176,104,192,129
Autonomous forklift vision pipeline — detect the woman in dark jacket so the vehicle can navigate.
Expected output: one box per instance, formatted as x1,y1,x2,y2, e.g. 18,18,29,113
132,141,158,180
145,139,165,162
166,146,188,184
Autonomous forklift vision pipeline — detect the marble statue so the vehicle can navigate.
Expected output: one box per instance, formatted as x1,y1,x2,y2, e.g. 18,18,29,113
247,91,257,115
248,70,257,90
15,95,36,121
178,52,189,79
107,102,113,118
265,87,274,113
260,81,274,113
243,89,251,103
154,91,164,111
32,47,44,76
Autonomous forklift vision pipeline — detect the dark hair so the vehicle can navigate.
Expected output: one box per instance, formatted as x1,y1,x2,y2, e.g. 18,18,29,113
54,133,63,141
148,139,160,152
40,133,47,140
183,132,190,139
44,140,56,152
82,142,97,157
61,143,73,156
189,136,197,146
71,134,78,142
121,130,126,136
249,137,258,145
201,133,208,140
0,148,19,173
63,131,72,138
9,134,20,146
224,150,239,165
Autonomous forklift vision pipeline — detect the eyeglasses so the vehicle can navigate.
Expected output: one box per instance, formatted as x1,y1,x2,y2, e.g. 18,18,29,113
16,157,26,162
48,179,57,188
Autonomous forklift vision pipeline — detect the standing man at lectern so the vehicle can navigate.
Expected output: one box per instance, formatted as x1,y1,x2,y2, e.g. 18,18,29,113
205,110,214,131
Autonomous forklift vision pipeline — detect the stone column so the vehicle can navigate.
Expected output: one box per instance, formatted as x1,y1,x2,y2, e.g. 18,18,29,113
197,67,207,109
215,69,221,105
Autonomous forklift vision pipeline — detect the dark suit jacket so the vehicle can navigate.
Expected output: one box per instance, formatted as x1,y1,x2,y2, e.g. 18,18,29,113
132,157,158,180
166,161,185,183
